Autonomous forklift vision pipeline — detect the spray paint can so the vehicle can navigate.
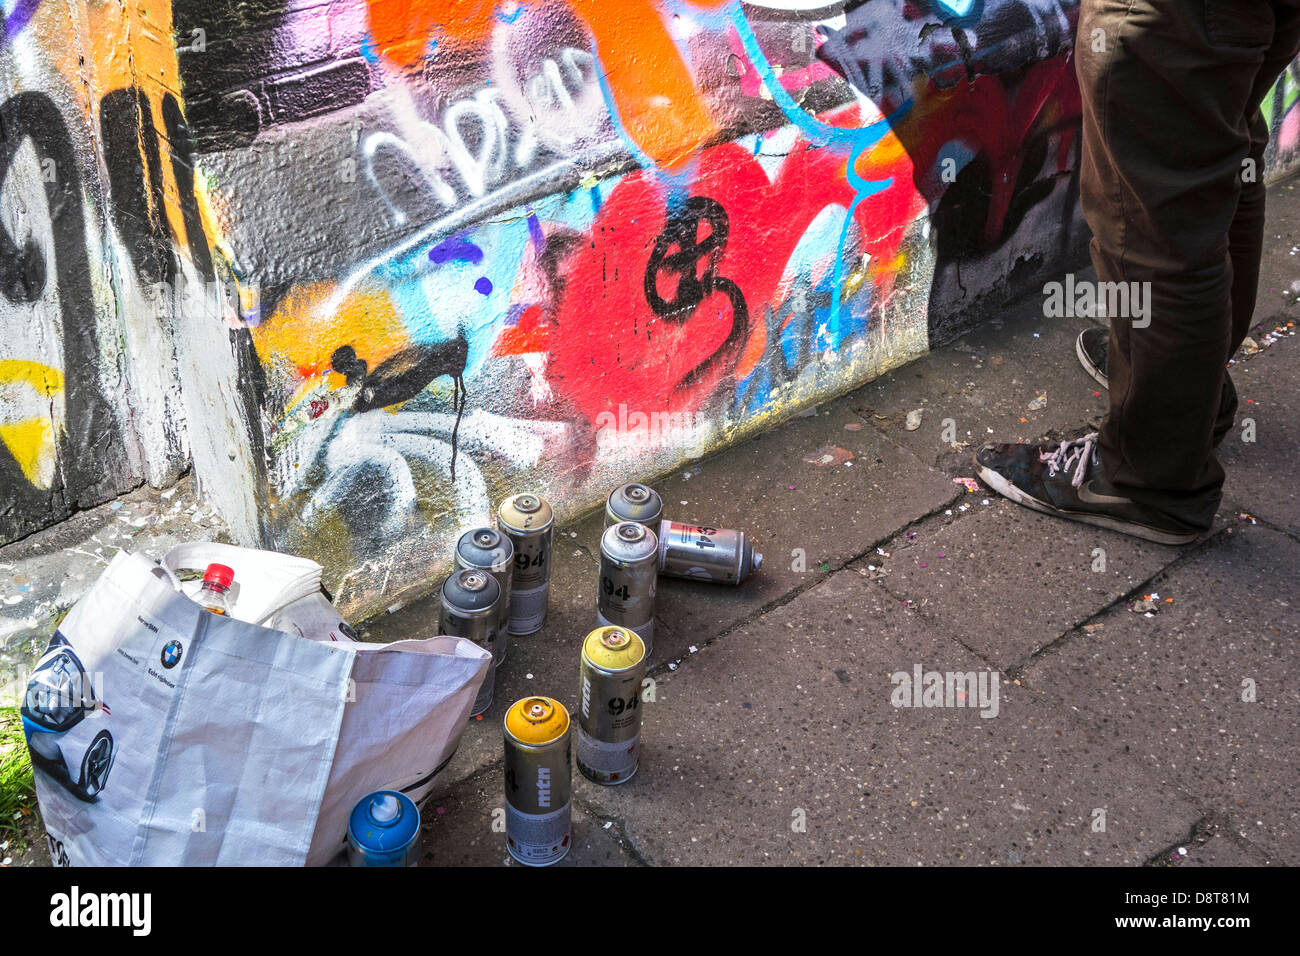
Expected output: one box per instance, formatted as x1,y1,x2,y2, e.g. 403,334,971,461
657,520,763,585
455,527,514,668
439,569,501,717
347,790,421,867
497,493,553,636
604,482,664,531
577,626,647,785
503,696,571,866
597,522,658,655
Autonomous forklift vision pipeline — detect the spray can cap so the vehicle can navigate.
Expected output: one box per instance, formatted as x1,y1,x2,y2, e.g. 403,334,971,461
347,790,420,858
203,563,235,589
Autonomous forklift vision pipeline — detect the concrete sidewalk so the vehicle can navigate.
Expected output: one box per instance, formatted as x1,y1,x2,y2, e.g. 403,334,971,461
379,182,1300,867
6,182,1297,868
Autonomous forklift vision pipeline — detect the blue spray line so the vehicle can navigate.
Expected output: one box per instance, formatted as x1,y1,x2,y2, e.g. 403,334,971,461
591,41,704,214
593,47,661,175
729,4,911,350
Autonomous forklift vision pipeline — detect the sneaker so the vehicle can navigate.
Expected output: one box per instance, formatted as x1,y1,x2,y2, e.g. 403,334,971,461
1076,326,1108,388
973,433,1201,545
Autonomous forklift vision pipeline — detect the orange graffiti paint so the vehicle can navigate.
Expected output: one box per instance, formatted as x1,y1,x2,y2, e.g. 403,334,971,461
367,0,498,67
365,0,727,169
733,311,768,381
70,1,200,269
492,304,550,357
568,0,723,168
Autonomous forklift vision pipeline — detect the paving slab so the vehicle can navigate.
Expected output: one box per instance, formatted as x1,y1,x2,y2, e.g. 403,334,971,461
575,569,1200,865
1220,338,1300,534
368,389,958,789
873,495,1191,670
1158,835,1271,867
851,285,1109,476
415,768,638,867
645,392,957,659
1022,523,1300,863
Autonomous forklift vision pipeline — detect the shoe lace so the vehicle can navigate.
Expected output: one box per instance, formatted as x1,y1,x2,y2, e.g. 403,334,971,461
1039,432,1098,488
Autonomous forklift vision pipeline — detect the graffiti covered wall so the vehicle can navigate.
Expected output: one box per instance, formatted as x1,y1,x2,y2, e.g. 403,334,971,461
0,0,263,547
5,1,1300,618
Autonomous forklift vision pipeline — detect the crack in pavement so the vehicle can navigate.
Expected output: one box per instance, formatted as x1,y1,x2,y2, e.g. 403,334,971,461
1005,521,1236,683
641,487,965,682
1143,813,1230,867
572,797,654,866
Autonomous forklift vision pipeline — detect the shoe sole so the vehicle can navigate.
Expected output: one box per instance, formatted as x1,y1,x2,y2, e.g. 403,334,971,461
1076,332,1109,389
973,456,1199,546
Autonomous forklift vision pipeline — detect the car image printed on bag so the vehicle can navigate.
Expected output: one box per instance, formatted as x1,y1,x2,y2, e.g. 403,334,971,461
21,633,116,802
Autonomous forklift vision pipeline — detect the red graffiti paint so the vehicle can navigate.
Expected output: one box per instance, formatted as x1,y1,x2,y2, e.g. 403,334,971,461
876,55,1082,250
546,134,858,425
482,50,1082,425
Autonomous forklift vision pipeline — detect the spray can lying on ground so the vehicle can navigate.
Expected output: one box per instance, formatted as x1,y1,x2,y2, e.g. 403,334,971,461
439,569,502,717
455,527,514,668
657,520,763,585
597,522,658,654
347,790,421,866
577,626,647,785
497,494,553,636
503,696,571,866
604,482,664,531
604,481,762,586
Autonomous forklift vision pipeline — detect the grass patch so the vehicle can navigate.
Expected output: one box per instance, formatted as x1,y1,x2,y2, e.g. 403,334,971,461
1,707,36,853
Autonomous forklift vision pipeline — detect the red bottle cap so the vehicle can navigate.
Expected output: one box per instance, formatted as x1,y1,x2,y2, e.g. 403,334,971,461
203,563,235,589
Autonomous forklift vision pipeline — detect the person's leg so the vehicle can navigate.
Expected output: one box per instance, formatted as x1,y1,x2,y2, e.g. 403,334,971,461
1075,6,1300,431
1214,5,1300,444
976,0,1299,543
1082,0,1284,532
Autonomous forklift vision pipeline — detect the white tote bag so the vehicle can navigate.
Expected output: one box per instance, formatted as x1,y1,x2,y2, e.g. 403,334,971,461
23,544,489,866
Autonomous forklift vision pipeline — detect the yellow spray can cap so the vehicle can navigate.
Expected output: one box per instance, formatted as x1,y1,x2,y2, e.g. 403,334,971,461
582,626,646,672
505,696,569,745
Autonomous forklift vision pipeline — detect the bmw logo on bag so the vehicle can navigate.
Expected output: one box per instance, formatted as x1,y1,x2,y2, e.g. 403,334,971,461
161,640,183,669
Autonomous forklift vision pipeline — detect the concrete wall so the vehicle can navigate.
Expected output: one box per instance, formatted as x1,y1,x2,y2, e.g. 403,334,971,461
4,0,1300,620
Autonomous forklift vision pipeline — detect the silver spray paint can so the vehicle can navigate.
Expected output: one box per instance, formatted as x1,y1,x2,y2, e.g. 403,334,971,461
597,522,658,655
657,520,763,586
603,482,664,531
455,527,514,668
439,569,501,716
503,696,572,867
577,626,647,786
497,493,553,636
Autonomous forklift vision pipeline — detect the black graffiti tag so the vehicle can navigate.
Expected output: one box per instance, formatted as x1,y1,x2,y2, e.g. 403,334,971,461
643,195,749,387
0,92,129,542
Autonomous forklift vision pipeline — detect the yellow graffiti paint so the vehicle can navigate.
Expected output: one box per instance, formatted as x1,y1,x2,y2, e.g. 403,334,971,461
0,359,63,398
253,282,409,383
0,359,65,488
0,418,57,487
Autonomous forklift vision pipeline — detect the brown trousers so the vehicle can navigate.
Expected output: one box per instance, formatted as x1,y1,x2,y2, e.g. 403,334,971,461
1077,0,1300,528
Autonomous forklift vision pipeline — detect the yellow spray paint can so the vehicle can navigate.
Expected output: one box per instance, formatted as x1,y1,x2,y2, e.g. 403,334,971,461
503,696,571,866
497,494,554,635
577,626,646,785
